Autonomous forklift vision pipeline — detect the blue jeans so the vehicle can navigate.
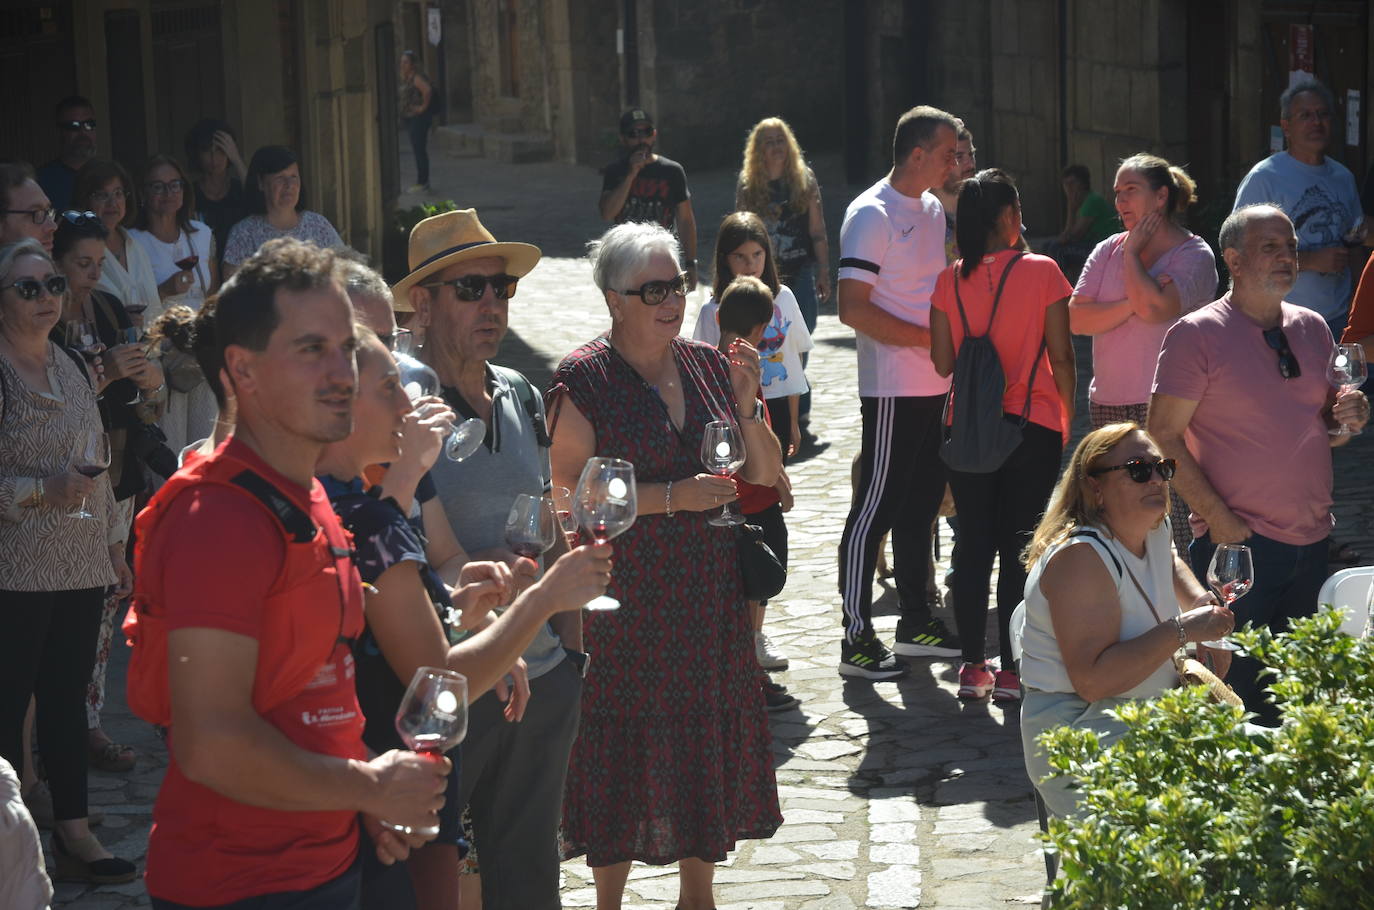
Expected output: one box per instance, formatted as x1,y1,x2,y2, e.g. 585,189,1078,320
784,261,818,421
1189,531,1328,726
407,113,434,186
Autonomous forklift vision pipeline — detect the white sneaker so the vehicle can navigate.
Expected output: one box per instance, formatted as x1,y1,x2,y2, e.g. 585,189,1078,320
755,631,789,670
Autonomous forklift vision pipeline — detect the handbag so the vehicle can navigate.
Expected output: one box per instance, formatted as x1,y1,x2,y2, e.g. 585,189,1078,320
736,521,786,601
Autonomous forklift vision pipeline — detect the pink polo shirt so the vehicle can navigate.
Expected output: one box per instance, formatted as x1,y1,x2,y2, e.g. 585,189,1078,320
1152,296,1335,546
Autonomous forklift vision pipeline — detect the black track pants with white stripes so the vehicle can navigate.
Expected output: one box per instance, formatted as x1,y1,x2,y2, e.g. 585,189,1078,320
838,395,948,643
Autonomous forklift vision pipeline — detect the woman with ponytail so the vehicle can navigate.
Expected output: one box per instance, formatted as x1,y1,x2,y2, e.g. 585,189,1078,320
1067,153,1217,556
929,169,1076,703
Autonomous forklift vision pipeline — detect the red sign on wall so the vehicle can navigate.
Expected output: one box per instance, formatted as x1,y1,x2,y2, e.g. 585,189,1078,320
1289,24,1314,75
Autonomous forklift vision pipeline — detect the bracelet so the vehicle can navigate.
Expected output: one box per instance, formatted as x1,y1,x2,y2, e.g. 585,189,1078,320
25,477,44,509
664,480,674,518
1171,615,1187,647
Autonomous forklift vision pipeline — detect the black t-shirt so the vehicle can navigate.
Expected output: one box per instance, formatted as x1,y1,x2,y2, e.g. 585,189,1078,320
195,177,246,270
763,177,816,276
601,155,690,230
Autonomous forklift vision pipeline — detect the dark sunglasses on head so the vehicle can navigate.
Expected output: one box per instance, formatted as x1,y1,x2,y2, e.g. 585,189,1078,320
621,273,688,306
425,274,519,302
1262,326,1301,379
1,275,68,300
60,210,101,227
58,119,97,132
1090,457,1177,484
624,127,653,139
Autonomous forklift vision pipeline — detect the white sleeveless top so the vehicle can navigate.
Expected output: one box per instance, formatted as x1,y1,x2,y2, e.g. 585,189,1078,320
1021,520,1179,698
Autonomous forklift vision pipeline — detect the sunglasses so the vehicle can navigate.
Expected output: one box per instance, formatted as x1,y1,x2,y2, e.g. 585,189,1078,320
60,210,101,227
3,207,56,225
58,119,97,132
624,127,653,138
425,274,519,301
1090,457,1177,484
145,179,185,196
621,273,689,306
1262,327,1301,379
2,275,68,300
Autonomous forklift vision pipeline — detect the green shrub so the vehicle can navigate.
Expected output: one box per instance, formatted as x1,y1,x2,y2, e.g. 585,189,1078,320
394,199,459,236
1040,608,1374,909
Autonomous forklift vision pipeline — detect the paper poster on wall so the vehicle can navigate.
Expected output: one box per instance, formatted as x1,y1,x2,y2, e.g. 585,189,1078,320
1270,125,1285,153
1287,23,1313,88
427,8,441,46
1348,90,1361,146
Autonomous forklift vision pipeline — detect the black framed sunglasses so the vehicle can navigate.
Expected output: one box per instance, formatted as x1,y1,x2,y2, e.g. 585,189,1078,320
60,210,101,227
1090,457,1177,484
621,273,688,306
425,274,519,301
1262,326,1301,379
624,127,653,139
3,207,56,225
1,275,68,300
58,119,97,132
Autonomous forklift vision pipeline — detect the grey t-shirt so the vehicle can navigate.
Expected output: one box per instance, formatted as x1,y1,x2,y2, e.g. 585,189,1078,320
428,363,566,680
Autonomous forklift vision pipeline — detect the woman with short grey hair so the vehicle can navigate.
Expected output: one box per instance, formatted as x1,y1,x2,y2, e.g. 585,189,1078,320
548,222,783,909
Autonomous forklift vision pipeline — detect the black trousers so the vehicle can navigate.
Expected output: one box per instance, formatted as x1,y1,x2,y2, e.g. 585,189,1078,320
0,586,104,820
460,656,582,910
838,395,948,642
946,421,1062,666
765,397,793,464
407,113,434,185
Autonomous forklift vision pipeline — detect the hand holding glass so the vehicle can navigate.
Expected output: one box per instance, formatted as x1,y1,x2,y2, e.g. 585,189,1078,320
505,493,558,559
1201,543,1253,652
380,667,467,837
1327,344,1367,437
572,457,636,611
69,430,110,520
700,419,746,526
400,361,484,462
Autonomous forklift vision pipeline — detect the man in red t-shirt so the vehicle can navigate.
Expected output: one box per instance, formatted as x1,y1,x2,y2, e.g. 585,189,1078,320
138,239,448,909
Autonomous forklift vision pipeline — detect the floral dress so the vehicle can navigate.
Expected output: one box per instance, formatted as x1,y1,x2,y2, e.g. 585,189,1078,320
549,336,781,866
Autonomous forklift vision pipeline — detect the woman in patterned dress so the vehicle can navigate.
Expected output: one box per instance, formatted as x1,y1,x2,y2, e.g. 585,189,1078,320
548,222,783,910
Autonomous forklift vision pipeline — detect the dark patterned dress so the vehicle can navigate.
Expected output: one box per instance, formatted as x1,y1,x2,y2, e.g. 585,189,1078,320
550,336,782,866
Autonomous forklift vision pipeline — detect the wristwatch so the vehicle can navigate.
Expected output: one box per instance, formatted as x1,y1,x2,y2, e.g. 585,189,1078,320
564,648,592,679
745,398,765,424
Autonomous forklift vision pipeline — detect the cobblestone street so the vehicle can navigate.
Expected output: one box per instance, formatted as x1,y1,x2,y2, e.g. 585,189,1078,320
55,140,1374,909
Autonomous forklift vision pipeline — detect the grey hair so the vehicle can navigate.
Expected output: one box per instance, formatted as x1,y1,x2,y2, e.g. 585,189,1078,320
587,222,682,295
0,238,55,285
1218,203,1290,254
336,256,393,307
1280,78,1334,119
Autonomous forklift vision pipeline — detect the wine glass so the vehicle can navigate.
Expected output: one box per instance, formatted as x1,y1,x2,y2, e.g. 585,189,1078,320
399,360,485,462
1326,344,1367,437
550,485,578,546
69,430,111,519
505,493,558,560
393,327,416,357
65,320,100,359
572,457,636,611
380,666,468,837
1200,543,1254,652
699,419,746,527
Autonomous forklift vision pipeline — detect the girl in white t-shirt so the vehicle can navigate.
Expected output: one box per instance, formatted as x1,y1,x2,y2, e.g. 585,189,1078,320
692,211,813,458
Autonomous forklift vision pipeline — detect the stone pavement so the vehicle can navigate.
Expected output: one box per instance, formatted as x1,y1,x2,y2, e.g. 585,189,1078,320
56,137,1374,909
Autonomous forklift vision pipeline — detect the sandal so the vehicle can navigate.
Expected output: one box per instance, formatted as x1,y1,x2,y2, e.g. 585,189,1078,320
88,732,136,773
1330,539,1364,567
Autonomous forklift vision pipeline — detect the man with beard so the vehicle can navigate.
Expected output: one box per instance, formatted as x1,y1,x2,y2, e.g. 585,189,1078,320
598,108,698,289
1149,204,1370,725
37,97,99,210
931,124,978,263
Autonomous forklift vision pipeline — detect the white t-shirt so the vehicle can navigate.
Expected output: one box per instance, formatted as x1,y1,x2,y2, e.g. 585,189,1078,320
129,221,215,313
691,283,813,400
838,177,950,397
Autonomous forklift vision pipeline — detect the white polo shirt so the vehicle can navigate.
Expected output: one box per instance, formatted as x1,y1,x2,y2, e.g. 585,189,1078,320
838,177,951,398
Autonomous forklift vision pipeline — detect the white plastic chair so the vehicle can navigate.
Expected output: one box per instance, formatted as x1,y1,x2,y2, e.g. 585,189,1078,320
1316,566,1374,637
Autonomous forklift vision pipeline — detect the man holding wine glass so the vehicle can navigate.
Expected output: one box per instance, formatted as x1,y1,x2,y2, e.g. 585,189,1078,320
130,240,449,908
1150,204,1371,725
396,209,588,910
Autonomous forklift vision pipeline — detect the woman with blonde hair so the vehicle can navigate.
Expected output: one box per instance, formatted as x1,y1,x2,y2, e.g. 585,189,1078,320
736,117,830,434
1068,153,1217,555
1018,422,1233,820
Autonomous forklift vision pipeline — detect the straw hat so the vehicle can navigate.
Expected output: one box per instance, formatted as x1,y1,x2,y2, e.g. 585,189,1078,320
391,208,541,310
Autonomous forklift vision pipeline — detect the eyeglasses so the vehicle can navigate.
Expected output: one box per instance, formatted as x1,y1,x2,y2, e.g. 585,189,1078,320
620,273,688,306
424,274,519,301
60,210,101,227
2,207,56,225
624,127,653,139
1089,457,1177,484
58,119,97,132
89,188,127,205
1262,326,1301,379
268,174,301,187
381,327,412,350
1,275,68,300
145,180,185,196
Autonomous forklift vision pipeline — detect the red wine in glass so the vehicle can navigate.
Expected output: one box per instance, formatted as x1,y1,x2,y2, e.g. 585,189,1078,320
175,254,199,271
76,465,106,479
70,431,110,519
571,457,637,610
381,667,468,837
505,493,557,561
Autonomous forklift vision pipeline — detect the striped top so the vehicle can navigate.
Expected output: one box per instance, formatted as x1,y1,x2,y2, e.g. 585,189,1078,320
0,344,117,592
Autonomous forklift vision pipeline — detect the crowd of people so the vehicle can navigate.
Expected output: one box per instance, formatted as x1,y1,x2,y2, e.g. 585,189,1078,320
1,69,1373,910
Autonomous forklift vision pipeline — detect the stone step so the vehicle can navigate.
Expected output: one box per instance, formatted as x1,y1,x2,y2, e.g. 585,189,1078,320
432,124,554,164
